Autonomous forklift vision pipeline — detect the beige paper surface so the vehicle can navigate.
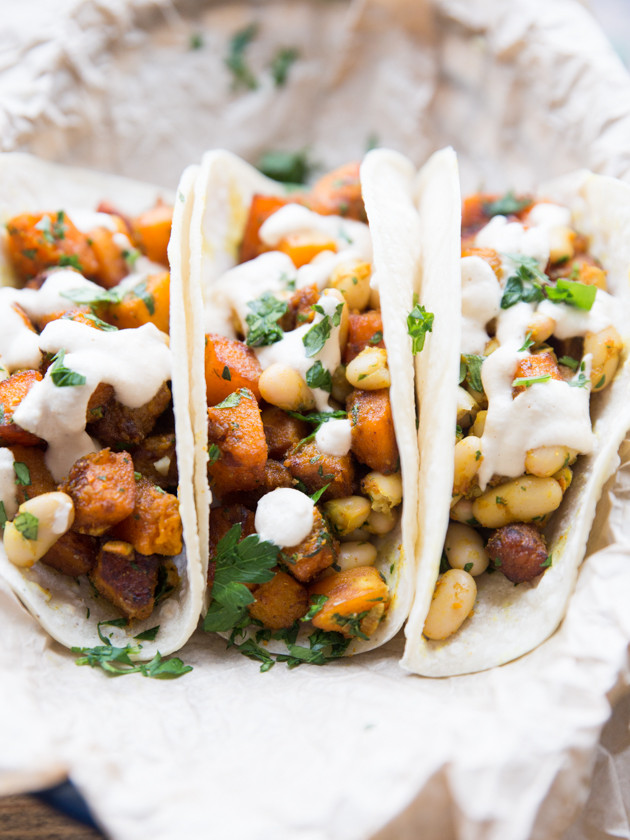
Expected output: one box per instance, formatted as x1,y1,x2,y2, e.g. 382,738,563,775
2,1,630,838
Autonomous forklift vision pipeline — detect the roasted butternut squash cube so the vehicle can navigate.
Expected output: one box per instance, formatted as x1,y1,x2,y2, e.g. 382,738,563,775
284,440,354,501
89,540,159,621
8,445,55,505
249,570,309,629
346,388,399,474
0,370,45,447
343,310,384,364
309,566,389,639
112,477,182,556
262,406,310,460
281,505,338,583
308,162,367,222
205,334,262,406
41,531,98,577
100,272,170,333
131,201,173,266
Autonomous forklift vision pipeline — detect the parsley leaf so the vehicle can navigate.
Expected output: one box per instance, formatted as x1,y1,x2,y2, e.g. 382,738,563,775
303,304,343,357
302,594,329,621
512,373,552,388
134,626,160,642
130,281,155,315
309,483,330,504
269,47,299,87
13,462,31,486
203,524,278,633
225,23,258,91
208,443,222,465
58,254,83,271
49,349,86,387
483,192,532,218
540,554,553,569
61,286,123,309
0,502,6,529
245,292,288,346
407,300,434,354
306,361,332,393
213,388,251,409
14,511,38,540
257,149,312,185
461,354,485,393
332,611,369,640
64,311,118,331
500,255,546,309
559,355,579,371
518,331,534,352
545,278,597,311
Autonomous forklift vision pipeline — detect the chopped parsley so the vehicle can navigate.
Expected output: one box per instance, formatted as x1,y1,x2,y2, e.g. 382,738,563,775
302,594,329,621
49,349,86,387
0,501,7,529
73,621,191,678
483,192,532,218
213,389,251,409
189,32,204,50
309,483,330,504
407,299,434,354
270,47,299,87
58,254,83,271
221,366,231,381
225,23,258,91
518,331,534,352
61,285,123,309
545,278,596,311
130,280,155,315
64,311,118,331
512,373,552,388
122,248,141,269
245,292,288,346
559,355,579,371
540,554,553,568
13,462,31,486
464,562,474,573
14,511,39,540
302,303,343,357
306,360,332,393
332,611,370,641
202,524,278,633
368,330,383,345
134,625,160,642
500,255,546,309
208,443,222,465
461,354,485,393
257,149,312,185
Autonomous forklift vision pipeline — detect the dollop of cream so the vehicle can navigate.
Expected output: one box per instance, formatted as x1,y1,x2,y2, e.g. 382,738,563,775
255,488,314,548
460,256,501,354
475,216,550,276
315,418,352,456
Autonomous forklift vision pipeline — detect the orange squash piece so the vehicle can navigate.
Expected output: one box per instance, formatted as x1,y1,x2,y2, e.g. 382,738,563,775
309,566,389,638
343,310,384,364
0,370,45,447
239,194,291,263
131,201,173,266
346,388,399,474
204,334,262,405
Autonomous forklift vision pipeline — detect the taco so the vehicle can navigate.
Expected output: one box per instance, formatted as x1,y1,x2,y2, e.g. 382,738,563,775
402,158,630,676
184,149,424,665
0,153,204,659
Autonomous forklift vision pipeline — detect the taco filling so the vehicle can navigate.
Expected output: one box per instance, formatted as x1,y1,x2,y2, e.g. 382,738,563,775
200,163,408,658
0,200,184,623
423,191,626,640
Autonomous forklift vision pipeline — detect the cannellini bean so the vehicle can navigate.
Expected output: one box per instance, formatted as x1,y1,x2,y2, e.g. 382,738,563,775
4,492,74,568
548,226,575,264
576,262,607,291
369,285,380,310
453,435,482,496
331,364,353,403
345,347,390,390
361,471,402,513
450,497,477,525
484,337,500,356
585,326,623,391
259,364,315,411
323,496,371,537
329,260,372,311
472,475,563,528
524,445,577,478
322,287,348,352
423,569,476,640
444,522,489,576
527,311,555,344
471,409,486,438
364,507,398,535
336,540,378,571
457,386,478,427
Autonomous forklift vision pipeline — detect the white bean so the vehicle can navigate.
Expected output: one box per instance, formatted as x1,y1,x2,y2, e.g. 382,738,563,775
444,522,489,576
4,492,74,568
423,569,476,640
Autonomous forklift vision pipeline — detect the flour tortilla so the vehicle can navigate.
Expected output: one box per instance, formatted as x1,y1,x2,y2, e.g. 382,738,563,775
0,153,204,658
188,148,421,653
402,164,630,677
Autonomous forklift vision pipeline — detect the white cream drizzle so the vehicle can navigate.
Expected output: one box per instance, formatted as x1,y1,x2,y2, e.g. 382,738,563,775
66,209,120,233
315,418,352,456
475,215,550,277
259,204,372,263
0,288,42,372
13,319,171,481
460,256,501,354
255,293,342,412
0,448,17,520
255,487,314,547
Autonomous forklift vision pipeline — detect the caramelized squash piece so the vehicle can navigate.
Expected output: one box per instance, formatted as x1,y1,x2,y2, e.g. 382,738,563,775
276,231,338,268
5,212,99,282
512,352,562,397
249,570,309,629
60,449,136,536
239,194,292,263
461,246,502,280
41,531,98,577
284,440,354,501
112,477,182,556
347,389,398,474
309,566,389,638
308,162,367,222
262,406,310,460
8,445,55,504
131,201,173,266
90,540,159,621
87,382,171,447
88,226,128,288
343,310,384,364
100,272,171,333
205,334,262,406
281,506,337,583
207,388,268,497
0,371,45,447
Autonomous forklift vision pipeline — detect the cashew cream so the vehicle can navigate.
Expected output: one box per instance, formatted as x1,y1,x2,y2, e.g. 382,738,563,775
315,418,352,456
259,204,372,262
296,249,367,291
460,256,501,354
254,487,314,547
255,293,342,412
13,319,171,481
477,345,594,488
0,288,42,372
0,448,17,520
66,209,120,233
474,216,550,276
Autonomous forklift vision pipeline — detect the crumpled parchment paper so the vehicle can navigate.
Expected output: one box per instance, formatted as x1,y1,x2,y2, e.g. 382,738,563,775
2,1,630,838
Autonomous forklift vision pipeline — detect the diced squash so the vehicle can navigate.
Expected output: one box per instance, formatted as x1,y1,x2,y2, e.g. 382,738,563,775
308,162,367,222
343,310,384,364
0,370,45,447
347,388,399,474
284,439,354,501
99,271,170,333
8,445,55,504
88,226,128,289
204,334,262,405
239,194,291,264
461,246,502,280
90,540,159,620
262,406,309,460
309,566,389,638
276,230,338,268
281,506,337,582
249,570,309,629
131,201,173,266
512,352,562,397
112,477,182,556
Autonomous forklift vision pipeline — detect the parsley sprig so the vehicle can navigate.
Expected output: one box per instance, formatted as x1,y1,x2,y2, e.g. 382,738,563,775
303,303,344,357
483,192,532,218
225,23,259,91
72,620,192,678
407,299,434,354
245,292,288,346
49,349,86,388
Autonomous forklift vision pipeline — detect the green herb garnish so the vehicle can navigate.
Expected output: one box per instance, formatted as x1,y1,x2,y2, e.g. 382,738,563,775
500,255,547,309
512,373,552,388
483,192,532,218
461,354,485,393
13,462,31,486
270,47,299,87
49,349,86,388
257,149,312,184
225,23,258,91
545,278,597,311
245,292,288,346
306,360,332,393
58,254,83,271
407,299,434,354
14,511,38,540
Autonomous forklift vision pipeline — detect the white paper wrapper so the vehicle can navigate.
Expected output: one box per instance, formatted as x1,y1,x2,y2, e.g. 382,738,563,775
2,1,630,838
